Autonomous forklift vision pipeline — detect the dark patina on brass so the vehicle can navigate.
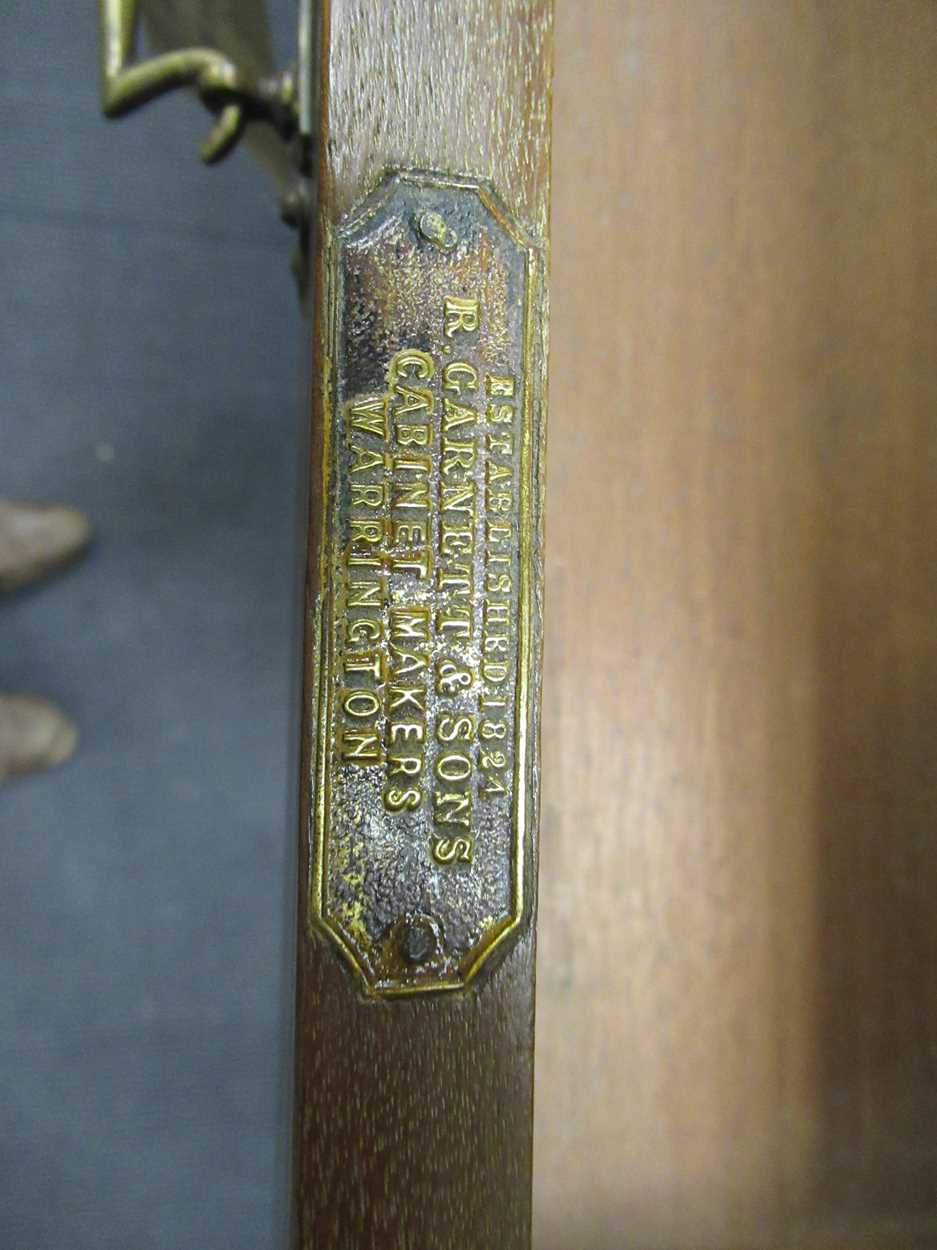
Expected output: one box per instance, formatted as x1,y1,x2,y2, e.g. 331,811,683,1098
310,171,543,996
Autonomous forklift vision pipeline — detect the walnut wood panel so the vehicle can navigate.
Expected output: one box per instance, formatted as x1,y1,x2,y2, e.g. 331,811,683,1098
322,0,552,237
534,3,937,1248
292,3,552,1248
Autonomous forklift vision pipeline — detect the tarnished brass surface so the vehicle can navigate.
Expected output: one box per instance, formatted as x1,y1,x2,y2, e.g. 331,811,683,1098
311,171,543,996
98,0,295,165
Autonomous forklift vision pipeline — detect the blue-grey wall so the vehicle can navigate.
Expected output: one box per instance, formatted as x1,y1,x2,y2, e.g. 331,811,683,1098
1,5,302,1247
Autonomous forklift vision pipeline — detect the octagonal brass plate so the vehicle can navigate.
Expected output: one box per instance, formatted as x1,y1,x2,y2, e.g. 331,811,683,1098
310,170,543,995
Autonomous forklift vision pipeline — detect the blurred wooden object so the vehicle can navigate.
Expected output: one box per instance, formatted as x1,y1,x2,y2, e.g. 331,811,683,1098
535,3,937,1248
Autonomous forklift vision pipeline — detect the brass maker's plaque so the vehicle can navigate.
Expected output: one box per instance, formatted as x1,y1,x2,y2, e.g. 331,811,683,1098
312,170,541,995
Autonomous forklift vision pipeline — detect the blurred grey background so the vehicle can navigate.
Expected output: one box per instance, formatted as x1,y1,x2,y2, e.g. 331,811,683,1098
1,4,302,1246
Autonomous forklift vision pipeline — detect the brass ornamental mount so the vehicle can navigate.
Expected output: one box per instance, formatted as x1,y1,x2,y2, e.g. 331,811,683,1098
98,0,298,165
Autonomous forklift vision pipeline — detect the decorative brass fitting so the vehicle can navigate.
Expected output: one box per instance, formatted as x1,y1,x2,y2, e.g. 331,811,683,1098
98,0,297,165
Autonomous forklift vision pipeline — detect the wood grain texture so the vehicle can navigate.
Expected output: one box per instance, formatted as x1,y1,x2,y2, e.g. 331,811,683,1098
292,2,552,1248
322,0,552,238
534,3,937,1248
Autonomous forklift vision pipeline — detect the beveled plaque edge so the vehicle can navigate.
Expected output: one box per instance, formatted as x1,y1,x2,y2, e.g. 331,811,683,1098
308,168,544,997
